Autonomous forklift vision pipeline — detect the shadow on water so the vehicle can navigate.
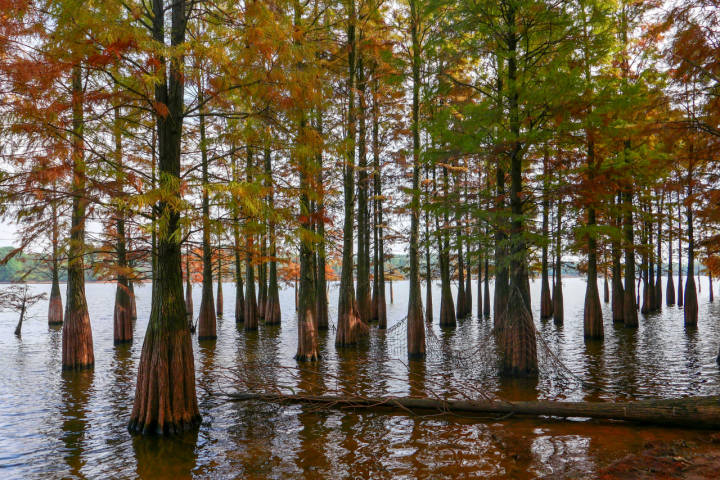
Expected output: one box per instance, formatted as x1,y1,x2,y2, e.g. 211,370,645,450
59,369,94,479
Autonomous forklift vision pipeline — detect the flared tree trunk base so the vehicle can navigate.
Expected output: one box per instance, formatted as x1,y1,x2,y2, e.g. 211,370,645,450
129,328,201,435
197,295,217,341
684,278,698,326
500,289,538,377
583,283,604,339
114,285,133,345
335,307,369,347
48,293,63,325
62,307,94,370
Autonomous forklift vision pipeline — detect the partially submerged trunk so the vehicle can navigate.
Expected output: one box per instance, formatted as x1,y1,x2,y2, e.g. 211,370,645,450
185,250,193,329
216,257,224,318
295,105,319,361
264,147,281,326
244,147,259,331
336,0,368,346
553,199,564,325
129,0,200,434
684,170,698,326
540,150,552,319
406,0,425,359
197,87,216,341
113,104,132,345
623,188,638,328
48,204,63,326
62,64,93,370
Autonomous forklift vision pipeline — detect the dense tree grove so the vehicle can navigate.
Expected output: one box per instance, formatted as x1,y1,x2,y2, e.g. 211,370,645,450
1,0,719,435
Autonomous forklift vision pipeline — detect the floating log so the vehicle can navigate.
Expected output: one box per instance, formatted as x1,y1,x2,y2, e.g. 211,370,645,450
227,392,720,429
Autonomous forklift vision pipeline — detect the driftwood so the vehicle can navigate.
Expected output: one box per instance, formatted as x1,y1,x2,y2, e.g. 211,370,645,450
227,392,720,429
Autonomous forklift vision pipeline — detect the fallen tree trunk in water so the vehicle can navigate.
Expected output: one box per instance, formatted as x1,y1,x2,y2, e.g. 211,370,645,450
227,392,720,429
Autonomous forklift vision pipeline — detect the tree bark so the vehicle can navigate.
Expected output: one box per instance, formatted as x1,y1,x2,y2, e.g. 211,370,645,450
264,147,281,325
49,198,63,326
197,85,216,341
407,0,425,358
684,162,698,326
228,392,720,430
540,150,552,319
129,0,200,435
244,147,258,331
336,0,368,346
62,64,93,370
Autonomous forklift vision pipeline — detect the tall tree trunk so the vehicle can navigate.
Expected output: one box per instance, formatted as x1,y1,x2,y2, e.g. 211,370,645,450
197,86,216,341
501,18,537,376
244,146,259,330
455,195,467,320
185,243,193,329
623,185,638,327
49,198,63,326
295,83,319,360
666,201,675,306
709,272,714,302
336,0,367,346
232,152,245,324
678,189,684,307
356,55,371,325
684,162,698,326
407,0,425,358
216,255,224,318
265,147,281,325
553,199,564,325
438,167,456,328
655,197,663,311
315,112,329,330
583,134,603,339
611,193,625,322
62,64,93,370
129,0,200,434
371,89,386,329
540,149,552,319
113,104,132,345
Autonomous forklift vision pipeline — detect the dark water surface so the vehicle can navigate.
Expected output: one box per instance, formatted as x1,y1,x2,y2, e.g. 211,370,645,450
1,277,719,479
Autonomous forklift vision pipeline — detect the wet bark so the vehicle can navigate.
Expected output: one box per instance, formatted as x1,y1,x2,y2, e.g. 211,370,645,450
62,64,93,370
129,0,200,435
666,210,675,306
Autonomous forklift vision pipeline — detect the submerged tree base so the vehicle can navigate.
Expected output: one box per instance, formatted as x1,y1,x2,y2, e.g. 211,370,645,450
129,327,201,436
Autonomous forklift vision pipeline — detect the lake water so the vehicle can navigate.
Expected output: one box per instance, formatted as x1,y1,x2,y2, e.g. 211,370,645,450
1,277,719,479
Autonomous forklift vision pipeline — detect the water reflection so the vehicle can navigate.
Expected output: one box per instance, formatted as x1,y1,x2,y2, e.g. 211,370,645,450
132,430,199,478
3,278,720,479
60,369,94,479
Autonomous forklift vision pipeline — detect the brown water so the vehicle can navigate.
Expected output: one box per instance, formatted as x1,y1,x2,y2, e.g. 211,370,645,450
1,278,719,479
